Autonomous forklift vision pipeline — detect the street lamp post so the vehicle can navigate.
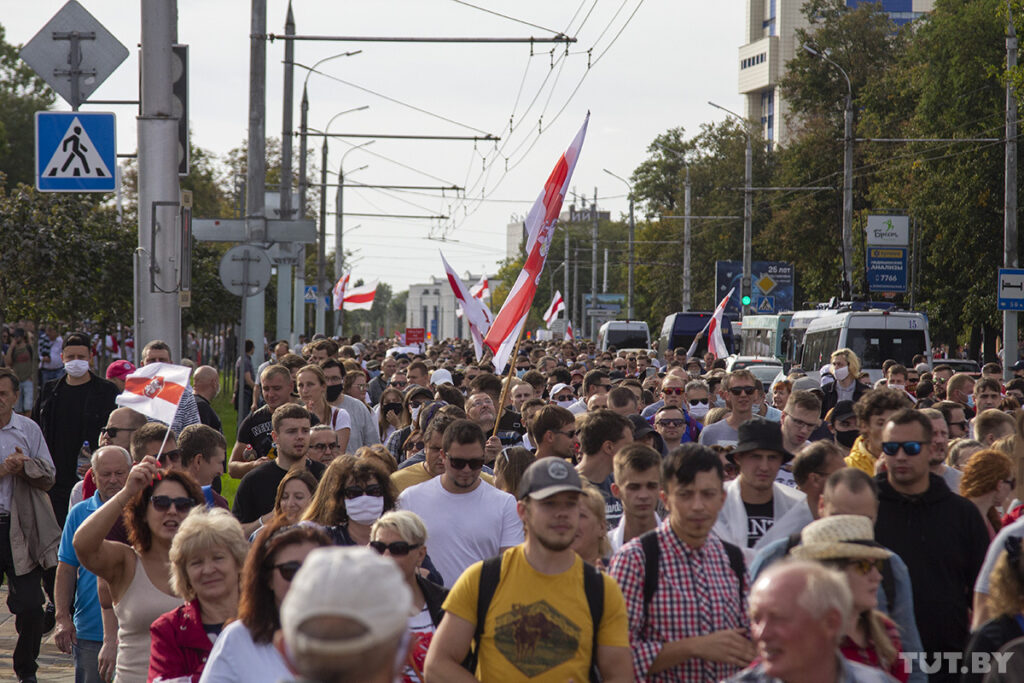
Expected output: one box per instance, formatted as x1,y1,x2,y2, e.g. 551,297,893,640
335,151,370,337
805,44,854,300
603,169,635,319
709,101,753,316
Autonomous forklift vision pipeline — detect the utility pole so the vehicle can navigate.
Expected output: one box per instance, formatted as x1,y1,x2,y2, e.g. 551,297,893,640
293,85,308,347
316,141,327,334
136,0,182,361
591,187,598,338
602,168,635,319
709,101,752,316
564,225,570,328
602,248,608,293
277,1,295,345
1005,1,1019,378
245,0,267,364
683,167,692,311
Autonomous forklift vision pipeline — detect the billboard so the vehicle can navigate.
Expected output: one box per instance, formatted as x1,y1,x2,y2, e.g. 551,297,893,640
715,261,795,316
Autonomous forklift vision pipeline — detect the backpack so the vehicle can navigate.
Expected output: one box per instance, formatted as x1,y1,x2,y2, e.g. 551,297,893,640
783,532,895,613
639,529,746,629
464,553,605,682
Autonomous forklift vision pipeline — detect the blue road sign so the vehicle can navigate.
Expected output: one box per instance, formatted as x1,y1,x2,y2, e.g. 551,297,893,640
304,286,318,302
998,268,1024,311
756,296,775,313
36,111,116,192
866,247,908,293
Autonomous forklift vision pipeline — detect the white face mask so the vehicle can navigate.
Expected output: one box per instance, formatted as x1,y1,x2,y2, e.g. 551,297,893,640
834,365,850,381
556,399,575,409
345,495,384,525
64,359,90,378
688,402,709,418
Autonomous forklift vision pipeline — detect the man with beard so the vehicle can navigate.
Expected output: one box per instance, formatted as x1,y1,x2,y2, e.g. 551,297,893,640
425,457,632,682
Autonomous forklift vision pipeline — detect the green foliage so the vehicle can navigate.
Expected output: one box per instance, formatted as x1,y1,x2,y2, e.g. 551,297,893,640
0,24,56,189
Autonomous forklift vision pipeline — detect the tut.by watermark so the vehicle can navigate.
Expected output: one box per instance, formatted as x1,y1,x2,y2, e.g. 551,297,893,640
898,652,1014,676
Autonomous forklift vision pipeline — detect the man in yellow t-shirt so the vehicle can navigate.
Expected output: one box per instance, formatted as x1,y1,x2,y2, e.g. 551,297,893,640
424,458,633,682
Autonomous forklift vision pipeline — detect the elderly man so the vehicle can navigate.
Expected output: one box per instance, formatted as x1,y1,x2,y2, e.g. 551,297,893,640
55,445,131,683
191,365,223,433
725,560,893,682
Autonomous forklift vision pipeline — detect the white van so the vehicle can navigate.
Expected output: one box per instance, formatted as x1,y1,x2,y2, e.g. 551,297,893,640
597,320,651,353
800,310,931,383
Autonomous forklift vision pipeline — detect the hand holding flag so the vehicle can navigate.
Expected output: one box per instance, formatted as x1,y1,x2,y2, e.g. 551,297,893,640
116,362,192,426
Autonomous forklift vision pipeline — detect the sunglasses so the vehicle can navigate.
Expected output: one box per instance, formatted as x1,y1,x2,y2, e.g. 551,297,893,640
405,441,425,452
448,457,485,471
729,386,757,396
100,426,136,438
663,387,685,395
309,442,339,451
880,441,924,456
843,558,885,575
369,540,422,556
657,418,685,427
555,429,577,438
272,560,303,582
157,449,181,464
688,398,709,406
391,381,408,388
150,495,197,512
343,484,383,499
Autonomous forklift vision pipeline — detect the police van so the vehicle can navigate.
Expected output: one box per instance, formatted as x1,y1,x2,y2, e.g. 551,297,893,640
800,309,931,383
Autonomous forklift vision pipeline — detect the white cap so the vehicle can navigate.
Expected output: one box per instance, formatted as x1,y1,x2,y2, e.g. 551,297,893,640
550,383,573,398
431,368,453,386
280,546,412,658
915,362,930,374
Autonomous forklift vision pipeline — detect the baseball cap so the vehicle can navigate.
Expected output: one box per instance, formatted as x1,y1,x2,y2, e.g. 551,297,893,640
280,546,412,659
106,360,136,382
627,414,655,440
792,376,822,393
517,458,583,500
550,383,573,398
431,369,453,386
829,399,856,424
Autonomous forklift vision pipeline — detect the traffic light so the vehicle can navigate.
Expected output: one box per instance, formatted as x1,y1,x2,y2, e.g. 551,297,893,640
171,45,189,176
741,276,752,309
741,293,752,306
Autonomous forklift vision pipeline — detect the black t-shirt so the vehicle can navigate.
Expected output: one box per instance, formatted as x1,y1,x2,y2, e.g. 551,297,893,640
236,405,320,459
585,473,624,530
50,381,93,488
744,499,775,548
232,458,326,523
195,394,222,434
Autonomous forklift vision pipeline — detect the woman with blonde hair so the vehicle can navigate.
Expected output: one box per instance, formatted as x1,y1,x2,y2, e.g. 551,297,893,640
821,348,867,416
149,508,249,682
571,485,612,570
960,449,1015,539
295,364,350,453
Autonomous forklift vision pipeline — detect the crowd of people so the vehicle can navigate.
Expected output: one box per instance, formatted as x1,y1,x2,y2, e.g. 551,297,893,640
7,327,1024,681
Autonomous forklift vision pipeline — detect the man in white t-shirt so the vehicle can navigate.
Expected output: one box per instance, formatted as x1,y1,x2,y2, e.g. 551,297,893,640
397,419,523,587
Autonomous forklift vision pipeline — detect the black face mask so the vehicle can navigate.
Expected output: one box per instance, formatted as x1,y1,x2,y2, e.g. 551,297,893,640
326,384,344,402
382,402,402,417
835,429,859,448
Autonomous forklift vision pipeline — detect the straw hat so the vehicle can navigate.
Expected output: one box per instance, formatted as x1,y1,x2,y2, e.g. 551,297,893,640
790,515,892,562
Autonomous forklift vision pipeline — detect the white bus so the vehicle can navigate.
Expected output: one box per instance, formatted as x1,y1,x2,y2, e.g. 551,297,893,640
800,310,931,383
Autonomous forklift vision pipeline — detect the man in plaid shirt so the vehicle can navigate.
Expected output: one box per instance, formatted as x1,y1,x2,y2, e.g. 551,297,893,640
609,444,755,681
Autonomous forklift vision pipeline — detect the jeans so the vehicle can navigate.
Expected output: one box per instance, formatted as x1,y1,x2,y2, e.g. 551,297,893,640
40,368,64,386
14,379,33,413
73,639,103,683
0,518,44,681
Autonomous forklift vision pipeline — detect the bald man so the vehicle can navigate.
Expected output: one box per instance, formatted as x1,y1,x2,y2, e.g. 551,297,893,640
191,365,222,433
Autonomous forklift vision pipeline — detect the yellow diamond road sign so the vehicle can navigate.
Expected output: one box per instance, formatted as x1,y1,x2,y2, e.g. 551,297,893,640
756,274,777,295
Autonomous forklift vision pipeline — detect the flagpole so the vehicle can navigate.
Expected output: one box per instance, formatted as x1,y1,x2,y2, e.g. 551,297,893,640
492,325,526,439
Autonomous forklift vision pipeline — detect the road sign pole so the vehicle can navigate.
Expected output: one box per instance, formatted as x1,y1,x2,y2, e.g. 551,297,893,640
276,1,295,346
137,0,182,361
245,0,268,365
1005,5,1019,378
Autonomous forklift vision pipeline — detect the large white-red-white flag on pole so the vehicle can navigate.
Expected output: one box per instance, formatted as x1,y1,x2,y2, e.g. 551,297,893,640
483,114,589,371
685,288,735,359
332,272,351,311
542,290,565,327
342,281,378,311
440,251,494,359
116,363,192,426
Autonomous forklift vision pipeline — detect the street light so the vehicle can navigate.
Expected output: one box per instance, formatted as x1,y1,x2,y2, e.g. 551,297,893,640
335,153,371,337
804,44,854,300
603,168,636,319
709,100,754,315
652,140,693,311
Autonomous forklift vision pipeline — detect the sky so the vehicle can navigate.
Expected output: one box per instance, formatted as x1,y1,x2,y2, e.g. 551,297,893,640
7,1,747,293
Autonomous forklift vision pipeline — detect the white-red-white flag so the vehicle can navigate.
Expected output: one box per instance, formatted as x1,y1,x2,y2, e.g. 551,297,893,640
685,288,735,359
483,114,589,371
440,251,494,359
116,362,192,426
471,276,489,300
566,320,574,340
342,281,378,311
542,290,565,327
332,272,351,311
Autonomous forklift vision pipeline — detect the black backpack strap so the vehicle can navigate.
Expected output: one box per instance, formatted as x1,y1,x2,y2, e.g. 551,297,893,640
881,557,896,614
463,555,503,673
720,540,747,605
582,562,605,683
640,529,660,630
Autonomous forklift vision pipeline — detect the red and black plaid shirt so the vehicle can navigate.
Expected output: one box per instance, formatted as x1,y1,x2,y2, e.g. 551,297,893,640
609,520,749,682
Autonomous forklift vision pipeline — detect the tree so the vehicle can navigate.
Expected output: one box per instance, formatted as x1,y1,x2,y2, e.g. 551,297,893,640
0,23,56,189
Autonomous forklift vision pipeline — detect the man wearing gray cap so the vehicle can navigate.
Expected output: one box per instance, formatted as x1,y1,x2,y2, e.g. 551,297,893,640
425,458,633,682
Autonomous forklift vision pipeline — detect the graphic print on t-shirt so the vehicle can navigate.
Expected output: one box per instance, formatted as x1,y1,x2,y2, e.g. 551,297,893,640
744,499,775,548
494,600,581,677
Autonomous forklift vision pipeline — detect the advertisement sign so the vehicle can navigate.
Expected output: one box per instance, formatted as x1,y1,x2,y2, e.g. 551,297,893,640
866,247,908,293
715,261,795,315
866,215,910,247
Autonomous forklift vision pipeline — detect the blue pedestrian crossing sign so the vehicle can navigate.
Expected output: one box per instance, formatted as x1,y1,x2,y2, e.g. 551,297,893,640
36,111,116,192
756,295,775,313
304,286,318,303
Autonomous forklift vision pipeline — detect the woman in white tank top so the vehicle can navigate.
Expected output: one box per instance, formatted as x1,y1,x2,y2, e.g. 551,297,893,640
296,364,351,455
74,459,204,682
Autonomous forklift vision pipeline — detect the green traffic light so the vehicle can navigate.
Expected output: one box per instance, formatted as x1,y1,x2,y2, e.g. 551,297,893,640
741,295,752,306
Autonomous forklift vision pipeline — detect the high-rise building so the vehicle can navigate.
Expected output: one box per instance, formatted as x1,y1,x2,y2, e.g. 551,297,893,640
739,0,933,147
